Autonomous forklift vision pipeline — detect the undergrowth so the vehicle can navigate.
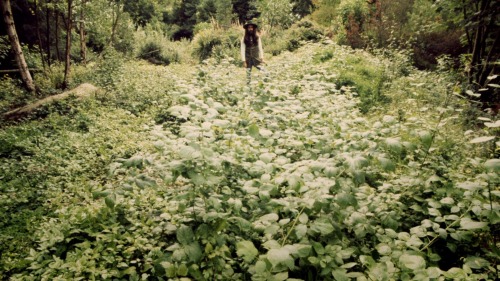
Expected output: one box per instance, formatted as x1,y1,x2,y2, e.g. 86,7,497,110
0,41,498,280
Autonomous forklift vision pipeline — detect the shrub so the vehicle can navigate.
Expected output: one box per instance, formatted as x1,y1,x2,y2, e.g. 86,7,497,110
335,61,388,113
265,20,325,55
336,0,369,48
311,0,341,26
138,41,173,65
412,29,465,70
0,77,28,114
87,48,125,91
192,25,241,63
192,29,223,61
136,27,194,65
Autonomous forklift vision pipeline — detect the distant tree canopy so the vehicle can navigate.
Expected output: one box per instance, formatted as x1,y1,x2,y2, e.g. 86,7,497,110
0,0,497,105
123,0,158,28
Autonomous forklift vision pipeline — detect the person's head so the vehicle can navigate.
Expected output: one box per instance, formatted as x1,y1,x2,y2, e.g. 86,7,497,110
244,22,258,35
243,22,259,45
246,24,256,33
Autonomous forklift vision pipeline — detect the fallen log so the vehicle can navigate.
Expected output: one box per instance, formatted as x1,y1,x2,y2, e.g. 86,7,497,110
3,83,99,120
0,69,43,74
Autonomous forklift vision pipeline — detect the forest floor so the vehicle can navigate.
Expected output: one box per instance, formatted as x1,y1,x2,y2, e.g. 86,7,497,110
1,41,498,280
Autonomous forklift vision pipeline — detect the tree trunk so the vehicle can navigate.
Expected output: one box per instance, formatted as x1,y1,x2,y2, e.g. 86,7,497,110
46,0,51,65
55,9,61,61
0,0,36,92
79,0,86,64
461,0,472,51
34,0,46,70
109,2,122,47
4,83,99,120
63,0,73,89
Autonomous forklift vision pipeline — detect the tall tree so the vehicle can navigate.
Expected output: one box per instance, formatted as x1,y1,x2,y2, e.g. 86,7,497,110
0,0,36,92
171,0,199,39
435,0,499,105
77,0,87,63
257,0,297,31
45,0,52,65
62,0,72,89
232,0,259,23
55,8,62,60
33,0,47,69
109,0,124,47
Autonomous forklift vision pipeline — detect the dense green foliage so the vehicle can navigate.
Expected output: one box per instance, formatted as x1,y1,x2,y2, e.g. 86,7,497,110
1,40,498,280
0,0,498,279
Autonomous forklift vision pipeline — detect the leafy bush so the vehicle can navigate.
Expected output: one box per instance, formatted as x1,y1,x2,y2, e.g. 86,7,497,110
335,0,369,48
86,48,125,91
138,41,174,65
316,46,389,113
192,29,223,61
266,20,325,55
412,29,465,70
0,77,29,114
192,26,241,62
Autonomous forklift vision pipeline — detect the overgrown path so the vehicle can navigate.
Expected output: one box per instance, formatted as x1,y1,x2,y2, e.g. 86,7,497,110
3,42,498,280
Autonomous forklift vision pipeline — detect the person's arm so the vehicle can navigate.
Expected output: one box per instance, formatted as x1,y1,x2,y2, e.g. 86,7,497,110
241,37,246,62
258,37,264,61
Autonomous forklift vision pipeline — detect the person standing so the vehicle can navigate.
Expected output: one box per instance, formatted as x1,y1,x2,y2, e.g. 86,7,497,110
241,21,267,85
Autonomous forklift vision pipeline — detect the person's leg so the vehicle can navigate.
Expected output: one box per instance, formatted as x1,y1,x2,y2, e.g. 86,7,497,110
246,67,252,85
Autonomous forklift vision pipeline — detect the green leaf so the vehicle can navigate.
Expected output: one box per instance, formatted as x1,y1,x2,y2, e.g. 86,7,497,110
284,244,311,258
378,157,395,172
259,213,279,222
484,120,500,128
105,195,115,209
375,243,391,255
312,241,325,255
470,136,495,144
337,192,357,208
439,197,454,205
185,242,202,262
161,262,176,278
187,170,206,186
489,210,500,224
399,253,426,270
267,248,294,269
443,267,464,279
254,260,267,274
341,262,358,269
177,225,194,245
464,256,490,269
177,264,188,276
236,240,259,263
344,154,369,170
426,267,441,278
484,159,500,172
419,131,433,148
122,266,136,275
310,220,334,235
248,123,260,138
465,90,480,97
295,224,307,239
385,138,403,155
359,255,375,267
459,218,488,230
179,145,201,160
272,272,288,281
92,191,109,199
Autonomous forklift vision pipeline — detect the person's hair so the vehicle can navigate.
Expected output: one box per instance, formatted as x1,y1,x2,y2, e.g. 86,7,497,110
244,27,259,47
